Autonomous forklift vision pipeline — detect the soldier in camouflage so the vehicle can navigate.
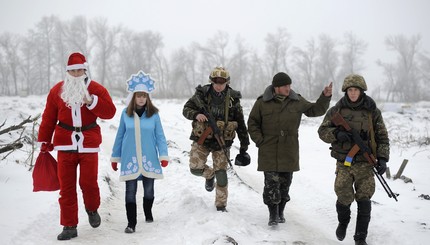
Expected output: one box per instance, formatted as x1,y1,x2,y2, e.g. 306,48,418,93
318,74,390,245
248,72,332,226
182,67,250,212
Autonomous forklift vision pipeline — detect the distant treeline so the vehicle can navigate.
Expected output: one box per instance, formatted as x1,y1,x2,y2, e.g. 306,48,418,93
0,15,428,102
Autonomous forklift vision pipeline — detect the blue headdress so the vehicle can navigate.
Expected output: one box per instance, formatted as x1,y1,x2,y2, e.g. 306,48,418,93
126,70,155,93
125,70,155,105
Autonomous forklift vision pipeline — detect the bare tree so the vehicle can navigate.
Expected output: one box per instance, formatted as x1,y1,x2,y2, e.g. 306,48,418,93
315,34,339,98
34,15,60,93
292,38,318,98
377,34,422,102
0,32,22,95
264,27,292,76
0,52,11,95
116,29,166,96
228,35,251,94
246,52,267,98
199,30,231,68
90,17,120,87
20,36,35,95
418,53,430,100
63,16,90,55
169,43,200,97
340,32,368,75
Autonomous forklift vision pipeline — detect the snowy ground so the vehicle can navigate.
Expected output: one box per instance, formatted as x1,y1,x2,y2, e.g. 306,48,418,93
0,96,429,245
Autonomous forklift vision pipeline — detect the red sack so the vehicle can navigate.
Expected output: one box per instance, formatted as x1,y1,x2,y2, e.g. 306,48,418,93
32,151,60,192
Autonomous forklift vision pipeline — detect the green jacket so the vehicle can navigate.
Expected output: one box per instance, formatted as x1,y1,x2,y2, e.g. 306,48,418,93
183,84,250,151
248,85,331,172
318,94,390,162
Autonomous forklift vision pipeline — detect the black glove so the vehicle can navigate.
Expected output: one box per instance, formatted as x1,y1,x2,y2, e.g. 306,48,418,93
376,158,387,175
336,130,352,143
235,149,251,166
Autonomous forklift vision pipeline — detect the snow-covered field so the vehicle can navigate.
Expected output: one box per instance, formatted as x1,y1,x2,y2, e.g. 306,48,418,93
1,96,429,245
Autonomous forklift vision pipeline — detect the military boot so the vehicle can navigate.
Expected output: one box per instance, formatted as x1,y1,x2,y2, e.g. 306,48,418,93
354,200,371,245
205,176,215,192
336,201,351,241
57,226,77,240
277,199,287,223
268,204,279,226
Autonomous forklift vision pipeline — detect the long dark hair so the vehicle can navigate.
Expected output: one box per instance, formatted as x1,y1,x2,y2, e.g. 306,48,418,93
126,92,159,118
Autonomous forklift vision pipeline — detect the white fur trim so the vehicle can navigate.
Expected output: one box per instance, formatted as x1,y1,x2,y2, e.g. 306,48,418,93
110,157,121,163
66,63,87,71
125,93,133,106
87,95,98,110
159,156,170,161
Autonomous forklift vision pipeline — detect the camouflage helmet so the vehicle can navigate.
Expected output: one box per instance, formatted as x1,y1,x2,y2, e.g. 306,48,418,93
342,74,367,92
209,66,230,83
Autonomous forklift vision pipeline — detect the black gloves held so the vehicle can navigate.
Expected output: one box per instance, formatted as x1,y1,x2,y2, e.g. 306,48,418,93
376,158,387,175
235,148,251,166
336,130,352,143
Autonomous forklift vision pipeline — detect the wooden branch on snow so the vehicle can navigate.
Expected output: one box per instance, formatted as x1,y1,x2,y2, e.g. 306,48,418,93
0,114,40,135
0,114,41,159
0,141,24,154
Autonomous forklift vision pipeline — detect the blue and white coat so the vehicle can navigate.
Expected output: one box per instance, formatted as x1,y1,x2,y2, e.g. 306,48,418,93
111,108,169,181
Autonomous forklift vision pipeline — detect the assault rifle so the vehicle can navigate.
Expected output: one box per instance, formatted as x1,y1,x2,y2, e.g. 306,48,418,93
332,112,398,202
199,108,233,167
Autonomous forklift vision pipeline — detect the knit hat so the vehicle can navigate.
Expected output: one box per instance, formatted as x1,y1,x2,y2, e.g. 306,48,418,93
272,72,292,87
66,52,87,71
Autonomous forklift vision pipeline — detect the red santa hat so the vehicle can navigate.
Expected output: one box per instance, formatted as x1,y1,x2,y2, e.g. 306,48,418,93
66,52,88,71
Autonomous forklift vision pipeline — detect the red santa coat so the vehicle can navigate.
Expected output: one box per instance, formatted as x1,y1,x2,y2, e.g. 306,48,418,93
38,80,116,152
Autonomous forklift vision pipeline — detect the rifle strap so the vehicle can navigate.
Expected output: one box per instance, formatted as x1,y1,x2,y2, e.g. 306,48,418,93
344,144,360,167
224,90,231,125
368,112,377,157
197,126,213,145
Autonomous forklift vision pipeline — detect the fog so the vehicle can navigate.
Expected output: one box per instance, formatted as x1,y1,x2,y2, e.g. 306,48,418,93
0,0,429,100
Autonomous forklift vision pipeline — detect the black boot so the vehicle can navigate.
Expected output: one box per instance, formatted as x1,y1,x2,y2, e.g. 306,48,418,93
277,199,287,223
86,209,101,228
354,200,371,245
216,206,227,212
143,197,154,222
268,204,279,226
125,203,137,233
57,226,77,240
336,201,351,241
205,176,215,192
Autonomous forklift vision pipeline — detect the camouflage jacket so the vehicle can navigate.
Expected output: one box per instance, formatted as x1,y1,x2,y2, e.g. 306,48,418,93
318,94,390,163
248,85,331,172
182,84,250,151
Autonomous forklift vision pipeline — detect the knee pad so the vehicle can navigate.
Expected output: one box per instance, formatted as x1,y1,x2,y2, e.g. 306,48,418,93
215,170,228,187
190,168,204,176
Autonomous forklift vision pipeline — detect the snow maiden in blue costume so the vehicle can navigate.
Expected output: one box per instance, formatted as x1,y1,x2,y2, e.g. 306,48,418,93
111,71,169,233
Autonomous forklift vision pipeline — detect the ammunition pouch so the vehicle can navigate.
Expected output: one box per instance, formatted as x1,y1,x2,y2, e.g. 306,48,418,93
192,121,238,141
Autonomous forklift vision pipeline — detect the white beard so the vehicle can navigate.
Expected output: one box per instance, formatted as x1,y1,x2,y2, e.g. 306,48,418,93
61,73,89,107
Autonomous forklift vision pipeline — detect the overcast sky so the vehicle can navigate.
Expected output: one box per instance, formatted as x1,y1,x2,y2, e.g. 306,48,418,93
1,0,429,86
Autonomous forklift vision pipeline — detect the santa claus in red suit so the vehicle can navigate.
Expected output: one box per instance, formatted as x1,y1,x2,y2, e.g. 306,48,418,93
38,52,116,240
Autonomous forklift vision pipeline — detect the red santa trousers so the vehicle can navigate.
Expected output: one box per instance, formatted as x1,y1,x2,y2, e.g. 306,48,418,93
57,151,100,226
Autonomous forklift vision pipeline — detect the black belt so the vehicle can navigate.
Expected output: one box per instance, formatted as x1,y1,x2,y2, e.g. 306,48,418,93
58,121,97,132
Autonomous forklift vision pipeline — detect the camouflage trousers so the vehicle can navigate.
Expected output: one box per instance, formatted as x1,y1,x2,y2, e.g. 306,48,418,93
263,171,293,206
335,161,375,205
189,142,229,208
